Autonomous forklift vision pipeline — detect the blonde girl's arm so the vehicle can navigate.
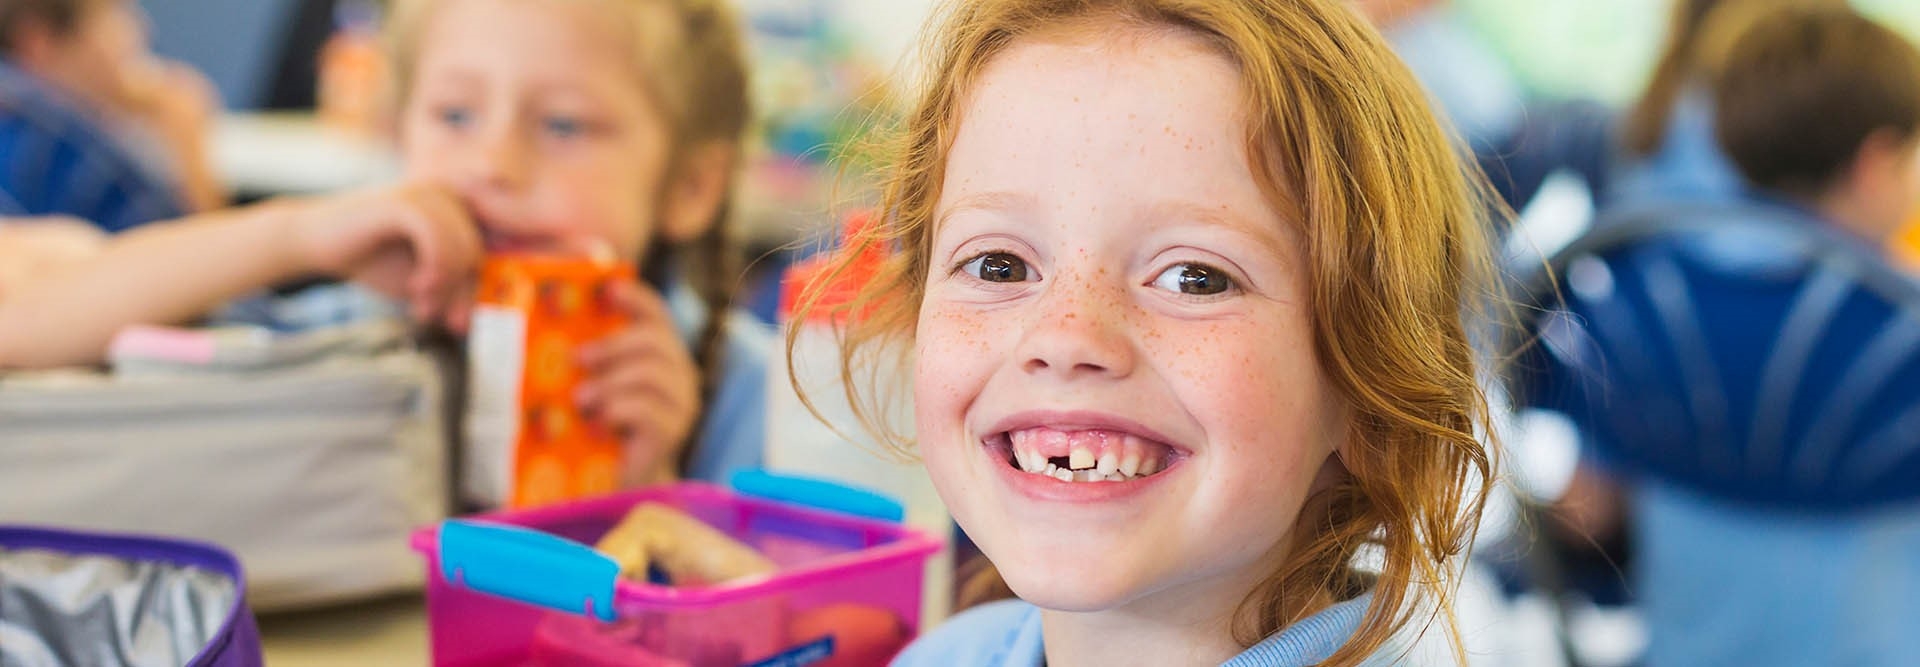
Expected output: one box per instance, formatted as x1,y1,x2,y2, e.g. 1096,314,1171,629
0,217,108,299
0,184,481,370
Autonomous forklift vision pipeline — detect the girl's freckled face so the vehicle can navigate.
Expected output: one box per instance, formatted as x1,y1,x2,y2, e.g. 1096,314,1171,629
909,29,1347,614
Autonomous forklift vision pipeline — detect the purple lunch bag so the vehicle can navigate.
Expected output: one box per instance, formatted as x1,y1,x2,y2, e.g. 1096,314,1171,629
0,525,263,667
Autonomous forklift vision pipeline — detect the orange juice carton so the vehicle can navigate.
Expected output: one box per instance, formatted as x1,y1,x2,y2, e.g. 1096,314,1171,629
464,254,634,508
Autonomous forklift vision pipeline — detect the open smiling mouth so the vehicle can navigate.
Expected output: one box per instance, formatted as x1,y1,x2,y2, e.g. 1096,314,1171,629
986,428,1179,483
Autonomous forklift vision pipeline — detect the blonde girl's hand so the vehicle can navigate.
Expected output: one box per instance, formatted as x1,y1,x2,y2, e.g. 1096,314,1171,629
576,281,703,487
284,182,484,330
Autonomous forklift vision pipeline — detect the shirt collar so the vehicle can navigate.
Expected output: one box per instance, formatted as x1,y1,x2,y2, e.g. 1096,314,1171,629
1001,591,1375,667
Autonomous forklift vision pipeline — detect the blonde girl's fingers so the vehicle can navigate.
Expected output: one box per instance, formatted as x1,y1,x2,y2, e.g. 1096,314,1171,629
616,410,692,488
575,338,699,423
602,278,674,322
442,286,476,334
418,185,484,269
576,321,689,370
405,186,481,295
398,187,480,317
602,399,680,469
580,361,693,417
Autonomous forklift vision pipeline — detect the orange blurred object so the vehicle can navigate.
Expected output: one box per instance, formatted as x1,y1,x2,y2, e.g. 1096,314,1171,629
470,255,635,508
316,5,390,137
1893,215,1920,273
785,604,910,667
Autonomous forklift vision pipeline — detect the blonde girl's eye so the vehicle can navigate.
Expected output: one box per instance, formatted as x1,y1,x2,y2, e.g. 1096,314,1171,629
541,115,586,139
958,252,1032,283
1150,262,1234,296
436,105,473,130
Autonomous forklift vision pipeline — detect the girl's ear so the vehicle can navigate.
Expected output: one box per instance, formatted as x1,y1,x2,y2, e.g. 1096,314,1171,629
1836,128,1920,241
1307,452,1350,499
1310,412,1357,498
659,141,736,244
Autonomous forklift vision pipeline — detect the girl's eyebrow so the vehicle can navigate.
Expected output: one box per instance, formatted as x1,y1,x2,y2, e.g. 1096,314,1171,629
935,190,1040,228
421,70,482,90
1140,200,1288,256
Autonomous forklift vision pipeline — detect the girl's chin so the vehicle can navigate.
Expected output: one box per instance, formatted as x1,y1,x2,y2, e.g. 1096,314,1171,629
978,548,1162,613
997,574,1145,614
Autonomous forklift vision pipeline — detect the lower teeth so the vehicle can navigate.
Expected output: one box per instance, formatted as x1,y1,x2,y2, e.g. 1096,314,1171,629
1024,462,1137,483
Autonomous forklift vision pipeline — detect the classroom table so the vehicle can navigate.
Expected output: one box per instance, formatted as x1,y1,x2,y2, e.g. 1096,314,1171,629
258,594,429,665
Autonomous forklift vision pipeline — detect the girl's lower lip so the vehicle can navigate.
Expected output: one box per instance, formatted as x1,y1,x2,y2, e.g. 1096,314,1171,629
983,441,1175,503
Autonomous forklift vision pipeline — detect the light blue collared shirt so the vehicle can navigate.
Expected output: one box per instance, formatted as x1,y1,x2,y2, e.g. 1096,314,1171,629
667,291,770,484
892,593,1377,667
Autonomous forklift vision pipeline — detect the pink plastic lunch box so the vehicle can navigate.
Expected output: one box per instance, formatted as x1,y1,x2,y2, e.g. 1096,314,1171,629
410,474,942,666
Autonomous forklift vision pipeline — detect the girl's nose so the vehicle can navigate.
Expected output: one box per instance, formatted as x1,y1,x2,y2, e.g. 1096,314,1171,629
462,126,530,192
1015,278,1137,381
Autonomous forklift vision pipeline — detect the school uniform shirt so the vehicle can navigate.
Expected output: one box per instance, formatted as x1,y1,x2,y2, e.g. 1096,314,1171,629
1605,89,1745,212
1637,482,1920,667
0,185,24,215
665,285,771,484
892,593,1384,667
1629,197,1920,667
0,61,184,233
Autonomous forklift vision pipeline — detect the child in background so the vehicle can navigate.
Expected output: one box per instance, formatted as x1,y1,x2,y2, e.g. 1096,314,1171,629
1608,0,1841,210
793,0,1498,664
0,0,224,227
1709,4,1920,248
1618,7,1920,666
0,0,768,488
387,0,766,486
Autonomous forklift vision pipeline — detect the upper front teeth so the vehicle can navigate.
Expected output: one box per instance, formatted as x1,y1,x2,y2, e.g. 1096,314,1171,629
1005,428,1170,483
1015,448,1044,473
1069,447,1094,470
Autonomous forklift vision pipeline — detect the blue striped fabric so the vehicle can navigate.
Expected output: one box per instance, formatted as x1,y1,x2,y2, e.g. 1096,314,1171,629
0,62,183,232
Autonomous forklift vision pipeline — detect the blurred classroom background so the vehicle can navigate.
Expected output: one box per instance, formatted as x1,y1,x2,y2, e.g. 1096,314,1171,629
150,0,1920,318
7,0,1920,665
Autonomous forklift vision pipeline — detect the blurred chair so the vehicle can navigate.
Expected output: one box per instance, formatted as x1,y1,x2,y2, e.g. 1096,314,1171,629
1508,202,1920,667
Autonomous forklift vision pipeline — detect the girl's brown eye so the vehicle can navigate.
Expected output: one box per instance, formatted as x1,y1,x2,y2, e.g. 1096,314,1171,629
962,252,1030,282
1151,263,1232,295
